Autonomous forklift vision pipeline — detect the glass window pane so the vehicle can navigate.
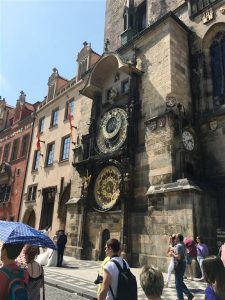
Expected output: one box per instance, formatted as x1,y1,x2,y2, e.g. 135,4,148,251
61,136,70,161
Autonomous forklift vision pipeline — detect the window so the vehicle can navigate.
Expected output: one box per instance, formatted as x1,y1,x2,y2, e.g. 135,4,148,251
50,108,59,127
211,32,225,106
27,185,37,202
46,143,55,166
106,88,112,101
3,144,10,162
39,117,45,133
33,150,41,171
11,139,19,161
65,99,74,119
20,134,30,157
60,135,70,161
48,83,55,101
121,79,129,94
137,1,146,32
190,0,219,16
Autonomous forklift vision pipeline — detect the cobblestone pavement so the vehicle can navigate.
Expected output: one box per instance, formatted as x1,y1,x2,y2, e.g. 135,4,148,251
41,285,84,300
44,257,207,300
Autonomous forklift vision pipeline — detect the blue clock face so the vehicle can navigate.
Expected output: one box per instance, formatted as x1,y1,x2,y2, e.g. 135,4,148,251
97,108,128,154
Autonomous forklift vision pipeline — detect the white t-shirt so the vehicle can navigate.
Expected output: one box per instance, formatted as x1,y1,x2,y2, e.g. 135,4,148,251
104,256,129,300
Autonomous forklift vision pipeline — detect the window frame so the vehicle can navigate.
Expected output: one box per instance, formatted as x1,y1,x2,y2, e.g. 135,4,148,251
20,134,30,157
64,99,74,120
27,185,38,202
189,0,222,18
38,117,45,134
45,142,55,167
2,143,10,162
121,79,130,94
50,107,59,127
60,135,71,162
10,139,19,162
32,150,41,171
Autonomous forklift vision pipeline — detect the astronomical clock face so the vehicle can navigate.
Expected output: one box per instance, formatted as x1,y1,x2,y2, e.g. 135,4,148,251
97,108,128,154
94,166,121,211
182,130,195,151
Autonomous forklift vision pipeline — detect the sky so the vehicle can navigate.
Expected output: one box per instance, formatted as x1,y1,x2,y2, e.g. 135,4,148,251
0,0,106,106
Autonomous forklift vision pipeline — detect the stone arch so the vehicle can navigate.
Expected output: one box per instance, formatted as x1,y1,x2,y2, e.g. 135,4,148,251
202,23,225,49
23,209,36,228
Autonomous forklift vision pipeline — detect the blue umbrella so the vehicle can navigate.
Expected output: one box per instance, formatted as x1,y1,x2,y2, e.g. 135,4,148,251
0,221,57,250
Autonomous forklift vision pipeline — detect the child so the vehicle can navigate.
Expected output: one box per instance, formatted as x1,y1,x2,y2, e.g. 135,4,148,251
202,256,225,300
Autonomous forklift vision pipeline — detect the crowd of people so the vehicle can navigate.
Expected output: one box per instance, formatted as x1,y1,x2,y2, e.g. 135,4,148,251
0,231,225,300
0,229,67,299
96,236,225,300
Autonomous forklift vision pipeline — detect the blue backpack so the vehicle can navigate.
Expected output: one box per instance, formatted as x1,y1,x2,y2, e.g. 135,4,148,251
1,267,28,300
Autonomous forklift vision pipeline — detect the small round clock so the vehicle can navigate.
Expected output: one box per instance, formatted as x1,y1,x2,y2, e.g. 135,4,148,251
97,108,128,154
94,166,121,211
182,130,195,151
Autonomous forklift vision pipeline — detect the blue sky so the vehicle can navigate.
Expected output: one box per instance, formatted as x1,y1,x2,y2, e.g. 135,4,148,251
0,0,106,106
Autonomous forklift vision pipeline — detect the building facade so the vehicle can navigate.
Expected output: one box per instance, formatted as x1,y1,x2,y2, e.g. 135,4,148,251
19,43,100,236
66,0,225,269
0,92,37,221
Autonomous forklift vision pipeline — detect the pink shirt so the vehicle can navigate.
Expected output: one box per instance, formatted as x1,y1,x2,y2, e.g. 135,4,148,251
221,244,225,267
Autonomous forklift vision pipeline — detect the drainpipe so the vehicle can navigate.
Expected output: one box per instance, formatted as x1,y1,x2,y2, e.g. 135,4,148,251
17,112,36,222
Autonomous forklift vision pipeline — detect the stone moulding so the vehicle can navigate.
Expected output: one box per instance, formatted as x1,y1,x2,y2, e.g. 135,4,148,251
146,178,202,195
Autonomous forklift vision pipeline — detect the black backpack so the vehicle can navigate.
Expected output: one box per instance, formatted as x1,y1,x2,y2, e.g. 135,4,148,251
109,259,137,300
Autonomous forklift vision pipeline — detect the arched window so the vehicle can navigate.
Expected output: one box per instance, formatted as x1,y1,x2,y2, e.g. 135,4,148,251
210,32,225,106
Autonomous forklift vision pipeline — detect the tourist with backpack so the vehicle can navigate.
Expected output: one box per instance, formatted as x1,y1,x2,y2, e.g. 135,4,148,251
98,238,137,300
0,243,29,299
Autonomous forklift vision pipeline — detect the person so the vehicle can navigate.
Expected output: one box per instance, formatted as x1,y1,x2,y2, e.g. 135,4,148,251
57,230,67,267
36,235,58,267
196,236,209,280
0,243,29,299
184,237,197,280
41,226,49,237
98,238,130,300
218,242,225,267
202,256,225,300
172,233,194,300
165,234,176,288
95,255,110,297
140,265,164,300
24,245,44,300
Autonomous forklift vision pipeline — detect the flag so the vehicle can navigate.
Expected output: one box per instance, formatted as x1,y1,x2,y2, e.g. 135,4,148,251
36,130,41,150
68,102,75,143
67,103,73,133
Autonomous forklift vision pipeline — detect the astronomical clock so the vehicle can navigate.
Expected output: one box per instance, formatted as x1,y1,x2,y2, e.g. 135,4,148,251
96,108,128,154
92,107,128,211
94,165,121,211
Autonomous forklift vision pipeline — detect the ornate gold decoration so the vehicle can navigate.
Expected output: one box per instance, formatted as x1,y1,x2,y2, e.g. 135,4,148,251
94,166,121,210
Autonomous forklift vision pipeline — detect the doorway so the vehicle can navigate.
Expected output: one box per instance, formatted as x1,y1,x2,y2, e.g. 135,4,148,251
39,187,56,230
23,209,35,228
100,229,110,260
